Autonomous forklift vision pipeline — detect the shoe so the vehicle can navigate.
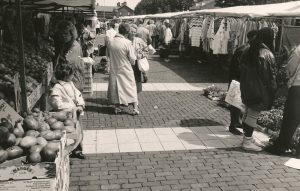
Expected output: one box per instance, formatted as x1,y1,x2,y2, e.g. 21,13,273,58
229,126,242,135
114,107,122,115
164,58,170,62
143,75,148,83
242,136,263,152
70,152,86,159
129,108,139,116
264,144,286,156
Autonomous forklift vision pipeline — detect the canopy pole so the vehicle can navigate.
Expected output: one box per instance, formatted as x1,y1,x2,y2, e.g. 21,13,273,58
15,0,28,112
279,18,284,52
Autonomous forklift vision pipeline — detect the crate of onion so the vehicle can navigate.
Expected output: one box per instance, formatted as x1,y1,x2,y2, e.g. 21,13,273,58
0,109,78,191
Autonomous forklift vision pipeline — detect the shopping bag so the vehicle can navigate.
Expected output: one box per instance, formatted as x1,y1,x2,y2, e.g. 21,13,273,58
225,80,245,112
137,57,150,72
148,44,156,55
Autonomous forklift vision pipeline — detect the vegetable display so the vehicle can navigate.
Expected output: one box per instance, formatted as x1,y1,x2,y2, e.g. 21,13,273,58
0,108,76,164
0,41,54,108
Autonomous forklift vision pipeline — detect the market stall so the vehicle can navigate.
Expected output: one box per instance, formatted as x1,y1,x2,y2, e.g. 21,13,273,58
0,1,95,190
0,0,95,113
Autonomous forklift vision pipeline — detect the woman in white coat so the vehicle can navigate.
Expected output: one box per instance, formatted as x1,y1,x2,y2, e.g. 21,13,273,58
107,23,139,115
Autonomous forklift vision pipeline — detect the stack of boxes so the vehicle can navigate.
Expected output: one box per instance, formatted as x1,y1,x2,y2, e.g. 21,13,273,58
83,62,93,95
81,57,94,95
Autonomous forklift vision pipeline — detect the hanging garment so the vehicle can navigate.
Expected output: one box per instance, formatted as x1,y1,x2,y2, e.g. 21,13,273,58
212,19,230,54
207,18,215,51
189,27,202,47
177,19,189,52
202,17,211,53
229,18,240,54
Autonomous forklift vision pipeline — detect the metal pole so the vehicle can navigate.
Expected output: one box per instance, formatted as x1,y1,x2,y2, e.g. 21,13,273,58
279,18,284,52
15,0,28,112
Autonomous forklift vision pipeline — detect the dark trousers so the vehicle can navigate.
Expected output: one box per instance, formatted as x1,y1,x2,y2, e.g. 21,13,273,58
132,61,142,93
274,86,300,149
163,44,171,59
73,143,83,154
152,35,158,49
230,106,242,128
243,123,254,137
190,46,201,60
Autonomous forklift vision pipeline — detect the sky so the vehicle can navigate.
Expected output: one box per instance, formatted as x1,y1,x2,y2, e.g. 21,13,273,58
96,0,141,9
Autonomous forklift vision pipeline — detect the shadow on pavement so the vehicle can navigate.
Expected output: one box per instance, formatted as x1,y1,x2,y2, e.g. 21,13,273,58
85,105,113,114
180,118,222,127
149,55,228,84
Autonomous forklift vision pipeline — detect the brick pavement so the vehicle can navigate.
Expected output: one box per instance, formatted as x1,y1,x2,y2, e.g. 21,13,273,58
94,55,228,84
69,55,300,191
70,149,300,191
81,91,230,130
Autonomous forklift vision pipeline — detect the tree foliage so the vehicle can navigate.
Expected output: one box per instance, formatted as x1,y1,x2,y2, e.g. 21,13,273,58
134,0,195,15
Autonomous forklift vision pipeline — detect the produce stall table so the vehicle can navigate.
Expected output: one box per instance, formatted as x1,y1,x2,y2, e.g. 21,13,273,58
0,109,82,191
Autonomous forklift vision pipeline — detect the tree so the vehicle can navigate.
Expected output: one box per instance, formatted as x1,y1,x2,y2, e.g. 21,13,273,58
134,0,195,15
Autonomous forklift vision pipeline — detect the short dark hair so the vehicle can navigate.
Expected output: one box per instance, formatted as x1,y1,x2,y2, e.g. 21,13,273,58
119,23,131,36
247,30,258,39
109,22,115,28
55,57,74,81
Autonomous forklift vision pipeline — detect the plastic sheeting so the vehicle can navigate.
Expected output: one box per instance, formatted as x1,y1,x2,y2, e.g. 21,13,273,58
124,1,300,19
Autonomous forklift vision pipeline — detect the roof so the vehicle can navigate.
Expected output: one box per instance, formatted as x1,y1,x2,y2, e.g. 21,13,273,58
117,5,133,12
95,5,116,12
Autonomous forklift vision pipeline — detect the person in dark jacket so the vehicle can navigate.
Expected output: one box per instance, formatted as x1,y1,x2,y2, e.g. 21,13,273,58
228,30,258,135
240,27,277,152
265,45,300,158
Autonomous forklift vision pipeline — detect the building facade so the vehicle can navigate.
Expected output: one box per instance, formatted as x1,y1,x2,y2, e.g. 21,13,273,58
95,1,134,19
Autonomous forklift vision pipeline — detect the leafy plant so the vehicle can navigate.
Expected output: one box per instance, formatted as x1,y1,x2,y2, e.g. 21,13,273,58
257,109,283,132
203,85,223,97
273,96,286,110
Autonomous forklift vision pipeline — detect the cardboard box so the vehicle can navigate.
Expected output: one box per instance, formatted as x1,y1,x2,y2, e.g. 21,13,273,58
0,99,23,126
0,134,68,191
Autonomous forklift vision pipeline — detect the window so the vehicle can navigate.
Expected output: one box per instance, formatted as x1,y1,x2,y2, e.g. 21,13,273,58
119,12,122,16
128,12,130,16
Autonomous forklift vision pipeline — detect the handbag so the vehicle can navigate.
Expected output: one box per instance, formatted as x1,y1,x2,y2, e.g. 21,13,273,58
137,57,149,72
225,80,245,112
148,44,156,55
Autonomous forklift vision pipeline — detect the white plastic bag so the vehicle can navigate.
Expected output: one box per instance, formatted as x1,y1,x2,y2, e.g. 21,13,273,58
137,57,149,72
225,80,245,112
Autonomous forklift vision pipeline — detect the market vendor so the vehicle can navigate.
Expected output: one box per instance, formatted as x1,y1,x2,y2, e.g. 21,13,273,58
49,57,86,159
53,20,84,91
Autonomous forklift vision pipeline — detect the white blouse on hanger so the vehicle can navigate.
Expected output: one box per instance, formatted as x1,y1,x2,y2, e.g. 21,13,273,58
212,19,230,54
